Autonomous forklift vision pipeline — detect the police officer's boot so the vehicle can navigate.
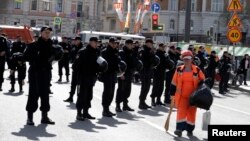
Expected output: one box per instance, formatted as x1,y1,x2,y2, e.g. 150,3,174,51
41,112,55,125
19,84,23,93
123,103,134,111
102,107,115,117
27,112,34,126
83,108,95,120
9,84,15,92
64,93,73,103
76,109,84,121
58,76,62,82
115,103,122,112
156,98,165,106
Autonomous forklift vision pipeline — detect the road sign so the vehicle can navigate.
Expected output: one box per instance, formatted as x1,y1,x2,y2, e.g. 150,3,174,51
54,17,62,25
228,13,242,28
151,2,161,13
227,0,243,11
227,28,242,43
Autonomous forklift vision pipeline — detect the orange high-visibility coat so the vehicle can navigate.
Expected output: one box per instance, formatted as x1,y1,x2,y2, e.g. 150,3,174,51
171,65,205,125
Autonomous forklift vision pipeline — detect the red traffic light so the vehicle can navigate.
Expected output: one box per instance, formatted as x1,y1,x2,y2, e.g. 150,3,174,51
152,14,158,20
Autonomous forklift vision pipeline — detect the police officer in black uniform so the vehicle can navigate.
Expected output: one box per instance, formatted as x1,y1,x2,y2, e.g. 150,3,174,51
115,39,136,112
64,37,83,102
151,43,174,106
0,31,8,91
24,26,63,125
218,51,231,94
205,50,218,89
101,38,120,117
75,37,107,121
9,35,26,93
139,38,156,109
196,46,207,73
164,46,178,104
58,37,71,82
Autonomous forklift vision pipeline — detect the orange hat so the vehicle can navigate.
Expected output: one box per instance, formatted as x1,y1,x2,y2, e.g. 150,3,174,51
181,50,193,60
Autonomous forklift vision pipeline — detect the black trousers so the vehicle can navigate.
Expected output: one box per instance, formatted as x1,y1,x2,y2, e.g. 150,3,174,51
151,73,165,100
116,75,132,105
102,73,116,109
206,69,215,89
76,76,96,111
224,72,230,90
69,70,78,97
0,57,5,87
10,62,26,85
219,73,228,92
58,60,70,76
164,70,175,103
26,68,51,113
243,69,248,83
139,69,153,103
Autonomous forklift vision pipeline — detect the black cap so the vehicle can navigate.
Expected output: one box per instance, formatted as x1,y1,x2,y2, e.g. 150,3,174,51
159,43,165,47
145,38,153,44
169,45,175,49
109,38,116,43
40,26,52,32
211,50,216,54
125,39,133,44
176,47,181,51
89,37,98,42
75,36,81,40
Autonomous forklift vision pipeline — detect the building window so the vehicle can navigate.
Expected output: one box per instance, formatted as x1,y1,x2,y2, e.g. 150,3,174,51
30,20,36,27
191,0,196,11
190,20,194,31
108,0,113,11
43,1,50,11
56,0,63,12
31,0,37,10
44,20,50,26
14,0,21,9
77,2,83,12
170,0,177,11
211,0,223,12
170,19,175,30
110,19,116,31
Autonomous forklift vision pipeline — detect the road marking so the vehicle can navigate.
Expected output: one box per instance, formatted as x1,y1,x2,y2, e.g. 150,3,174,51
213,103,250,116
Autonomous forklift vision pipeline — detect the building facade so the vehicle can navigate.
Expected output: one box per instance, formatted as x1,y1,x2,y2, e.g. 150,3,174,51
101,0,250,45
0,0,102,37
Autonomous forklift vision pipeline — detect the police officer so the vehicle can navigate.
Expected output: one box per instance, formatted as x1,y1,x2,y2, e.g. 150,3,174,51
64,37,83,103
58,37,71,82
218,51,231,94
151,43,174,106
75,37,107,121
133,41,141,83
0,31,8,91
9,35,26,93
138,38,156,109
24,26,62,125
101,38,120,117
164,46,178,104
205,50,218,89
196,46,207,73
115,39,136,112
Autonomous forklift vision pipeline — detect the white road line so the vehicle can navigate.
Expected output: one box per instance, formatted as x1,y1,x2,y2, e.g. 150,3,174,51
213,104,250,116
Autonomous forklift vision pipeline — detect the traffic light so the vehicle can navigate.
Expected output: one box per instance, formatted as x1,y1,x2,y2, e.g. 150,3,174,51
152,13,159,26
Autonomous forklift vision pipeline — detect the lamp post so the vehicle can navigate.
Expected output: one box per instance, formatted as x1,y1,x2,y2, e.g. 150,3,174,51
184,0,191,43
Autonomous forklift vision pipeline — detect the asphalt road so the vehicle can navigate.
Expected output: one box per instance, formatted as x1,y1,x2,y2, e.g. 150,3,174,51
1,64,250,141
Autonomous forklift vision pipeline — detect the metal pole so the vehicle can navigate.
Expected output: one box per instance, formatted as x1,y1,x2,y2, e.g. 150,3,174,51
176,0,180,46
184,0,191,43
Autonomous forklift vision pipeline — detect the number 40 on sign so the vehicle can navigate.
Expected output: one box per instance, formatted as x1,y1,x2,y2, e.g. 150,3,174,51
227,28,242,43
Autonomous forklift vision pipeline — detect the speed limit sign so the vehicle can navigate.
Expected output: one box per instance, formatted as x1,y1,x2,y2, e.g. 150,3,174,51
227,28,242,43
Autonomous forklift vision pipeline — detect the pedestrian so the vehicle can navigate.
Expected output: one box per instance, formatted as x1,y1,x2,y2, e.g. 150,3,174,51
24,26,63,125
169,50,205,137
205,50,218,89
115,39,137,112
58,37,71,82
64,37,83,103
101,38,120,117
9,35,26,93
75,37,108,121
0,31,8,91
239,54,250,85
218,51,231,94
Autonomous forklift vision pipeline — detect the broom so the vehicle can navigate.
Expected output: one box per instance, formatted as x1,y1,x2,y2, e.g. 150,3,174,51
164,99,174,131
